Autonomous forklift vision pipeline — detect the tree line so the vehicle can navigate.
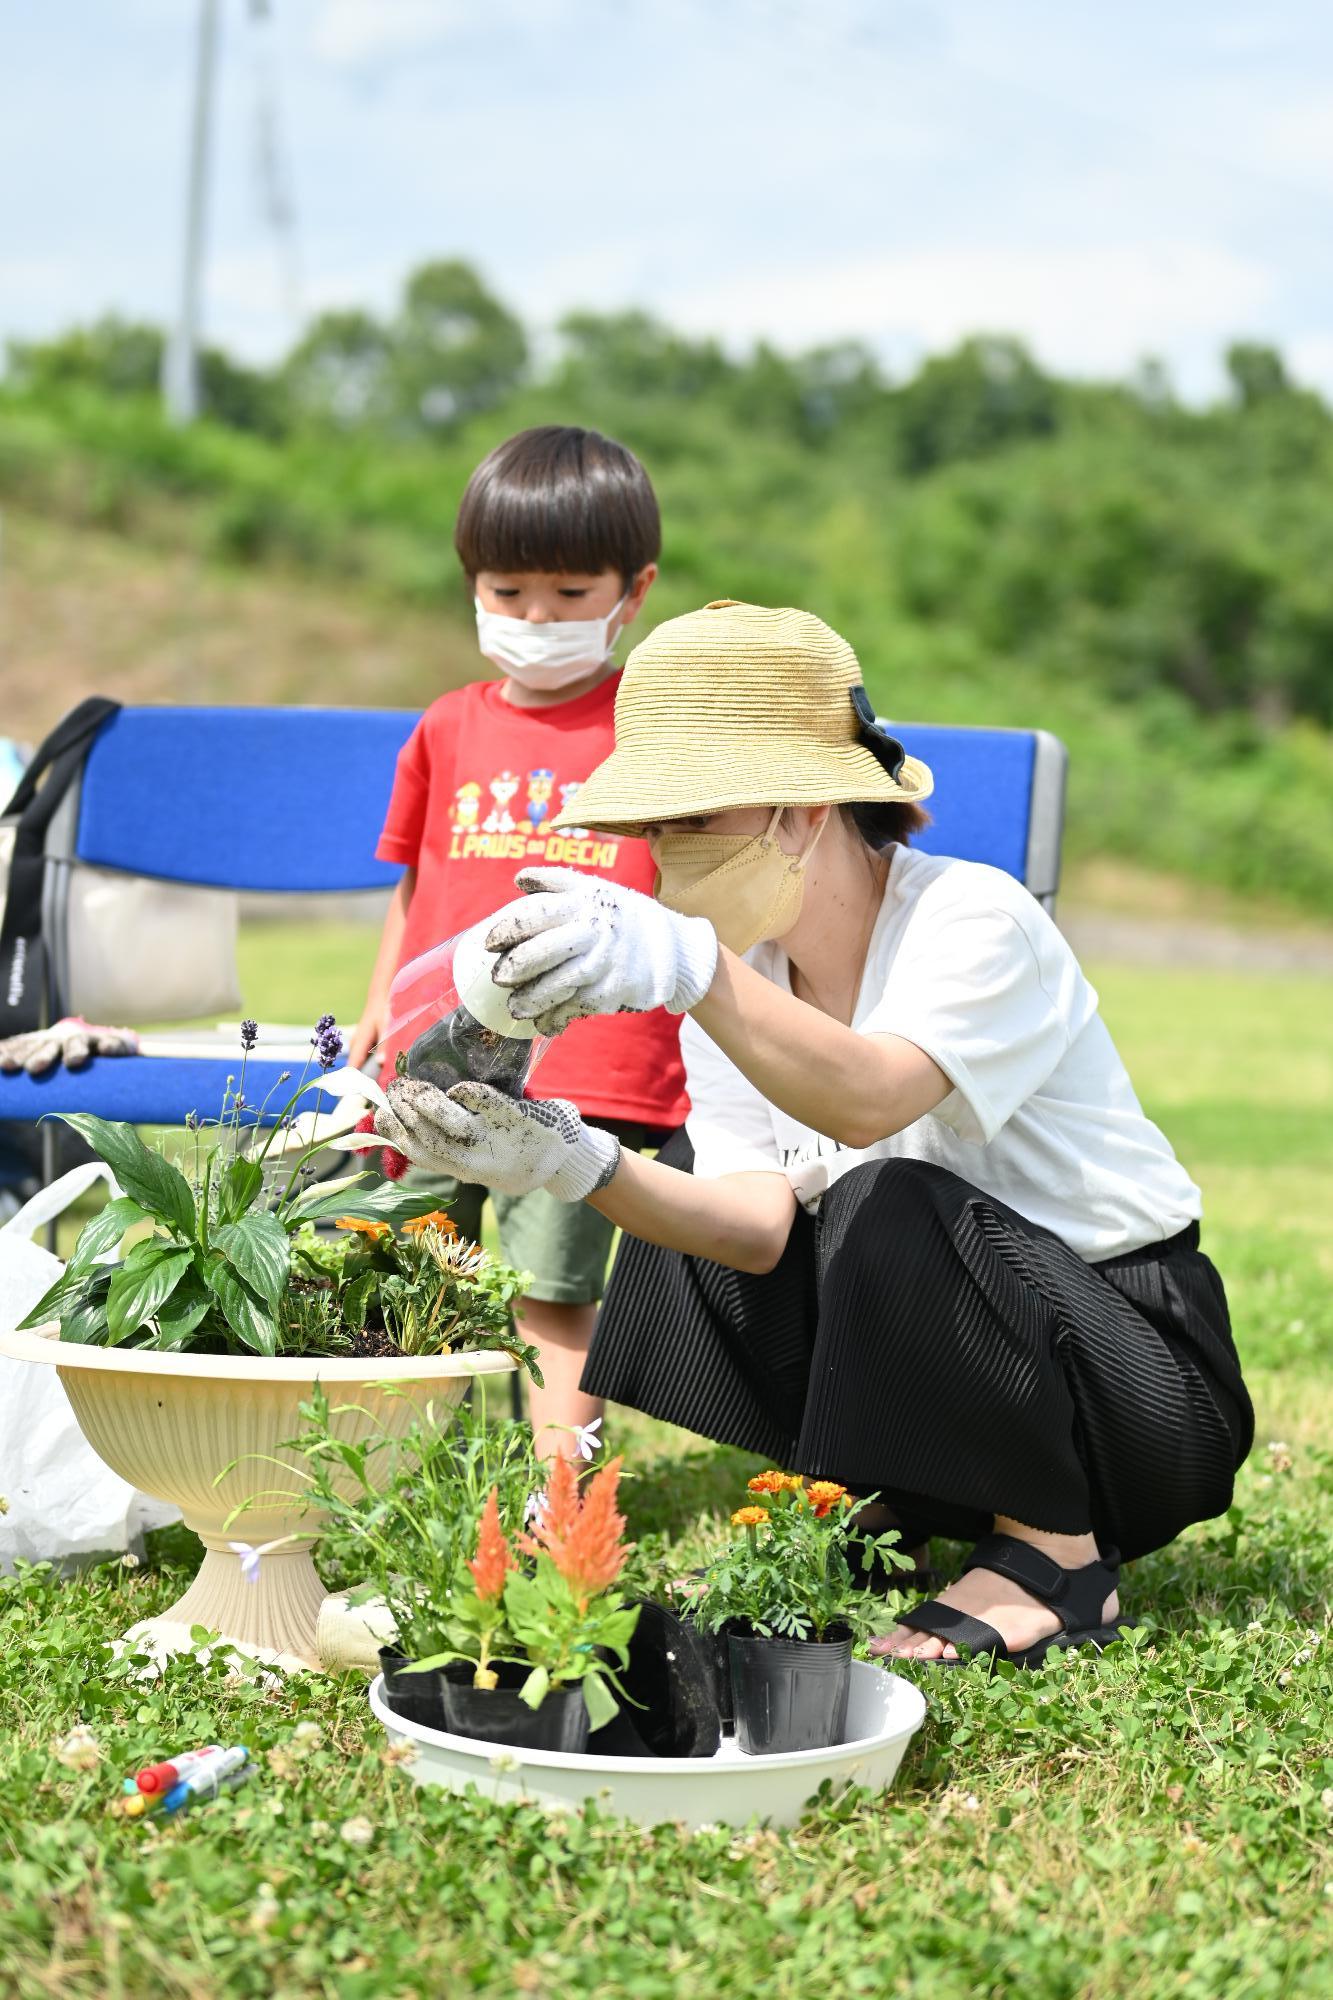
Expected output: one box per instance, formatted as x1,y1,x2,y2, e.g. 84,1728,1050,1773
3,261,1332,911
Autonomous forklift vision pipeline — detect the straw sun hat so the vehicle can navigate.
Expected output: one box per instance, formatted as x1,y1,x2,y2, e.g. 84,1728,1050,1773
552,599,934,835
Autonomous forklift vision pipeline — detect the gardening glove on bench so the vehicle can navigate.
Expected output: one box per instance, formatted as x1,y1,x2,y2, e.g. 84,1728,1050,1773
0,1016,139,1076
484,868,718,1035
374,1075,621,1202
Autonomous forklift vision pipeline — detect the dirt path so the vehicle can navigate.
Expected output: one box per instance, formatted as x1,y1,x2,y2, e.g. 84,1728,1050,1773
1062,906,1333,976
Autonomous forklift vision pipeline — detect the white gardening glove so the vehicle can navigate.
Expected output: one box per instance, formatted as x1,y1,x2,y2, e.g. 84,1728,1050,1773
373,1076,620,1202
484,867,718,1034
0,1016,140,1076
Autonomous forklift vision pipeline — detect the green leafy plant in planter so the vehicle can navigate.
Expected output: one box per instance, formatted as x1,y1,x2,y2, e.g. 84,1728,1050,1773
691,1471,913,1756
16,1018,537,1369
285,1213,541,1374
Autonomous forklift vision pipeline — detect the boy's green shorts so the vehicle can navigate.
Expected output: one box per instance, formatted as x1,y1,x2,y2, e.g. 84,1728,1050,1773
397,1119,669,1307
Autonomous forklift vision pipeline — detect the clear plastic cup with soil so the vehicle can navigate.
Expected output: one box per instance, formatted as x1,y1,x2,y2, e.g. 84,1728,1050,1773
383,927,554,1101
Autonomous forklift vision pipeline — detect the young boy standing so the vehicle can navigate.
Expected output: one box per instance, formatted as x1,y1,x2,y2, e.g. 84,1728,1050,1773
348,426,685,1453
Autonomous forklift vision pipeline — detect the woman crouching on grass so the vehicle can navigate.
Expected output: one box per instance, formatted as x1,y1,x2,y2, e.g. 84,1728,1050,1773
373,601,1254,1667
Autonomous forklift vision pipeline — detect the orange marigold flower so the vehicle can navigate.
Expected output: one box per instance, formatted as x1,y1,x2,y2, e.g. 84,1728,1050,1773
401,1210,459,1238
747,1469,804,1496
731,1505,771,1528
466,1488,513,1605
521,1455,631,1608
806,1478,849,1519
747,1470,786,1495
334,1217,390,1239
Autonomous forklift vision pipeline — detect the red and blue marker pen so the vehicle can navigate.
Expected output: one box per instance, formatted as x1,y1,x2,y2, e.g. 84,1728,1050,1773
161,1756,253,1816
135,1745,224,1796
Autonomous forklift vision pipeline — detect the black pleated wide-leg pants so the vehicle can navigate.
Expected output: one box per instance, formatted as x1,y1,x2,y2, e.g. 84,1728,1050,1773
584,1139,1253,1562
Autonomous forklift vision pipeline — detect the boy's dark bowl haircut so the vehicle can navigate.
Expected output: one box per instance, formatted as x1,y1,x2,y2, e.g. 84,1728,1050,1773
455,425,661,584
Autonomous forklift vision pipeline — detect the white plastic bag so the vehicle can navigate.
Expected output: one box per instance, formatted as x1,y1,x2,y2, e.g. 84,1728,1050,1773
0,1164,179,1573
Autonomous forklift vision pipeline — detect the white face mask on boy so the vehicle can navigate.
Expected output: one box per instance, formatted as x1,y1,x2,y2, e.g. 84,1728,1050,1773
474,596,626,692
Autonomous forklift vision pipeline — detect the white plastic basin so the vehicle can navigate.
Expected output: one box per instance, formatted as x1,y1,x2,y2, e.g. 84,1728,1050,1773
369,1659,927,1830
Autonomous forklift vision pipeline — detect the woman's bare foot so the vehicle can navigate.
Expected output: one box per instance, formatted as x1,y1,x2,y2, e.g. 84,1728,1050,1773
868,1520,1119,1661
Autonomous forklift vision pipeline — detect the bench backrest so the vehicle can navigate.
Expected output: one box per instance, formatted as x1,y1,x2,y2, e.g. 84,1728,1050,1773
74,707,417,893
72,707,1068,908
894,722,1067,909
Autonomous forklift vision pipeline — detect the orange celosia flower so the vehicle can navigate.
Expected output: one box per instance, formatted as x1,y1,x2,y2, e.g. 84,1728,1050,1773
467,1488,513,1605
520,1454,631,1609
401,1211,459,1239
334,1217,390,1239
806,1479,849,1519
731,1505,771,1528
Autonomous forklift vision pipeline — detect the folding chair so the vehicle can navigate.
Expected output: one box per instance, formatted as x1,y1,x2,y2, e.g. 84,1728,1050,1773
892,722,1068,912
0,705,415,1156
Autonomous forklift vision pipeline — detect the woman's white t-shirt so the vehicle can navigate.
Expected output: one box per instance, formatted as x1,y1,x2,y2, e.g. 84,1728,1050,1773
682,846,1202,1263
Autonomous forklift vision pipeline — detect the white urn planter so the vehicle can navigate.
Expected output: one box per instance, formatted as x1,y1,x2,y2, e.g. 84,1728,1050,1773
0,1325,515,1672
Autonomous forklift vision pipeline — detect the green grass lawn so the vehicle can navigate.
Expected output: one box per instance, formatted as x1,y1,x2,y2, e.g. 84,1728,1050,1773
3,929,1330,1998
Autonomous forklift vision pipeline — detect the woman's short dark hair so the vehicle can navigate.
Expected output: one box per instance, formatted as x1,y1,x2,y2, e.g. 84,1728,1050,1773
454,425,661,583
841,799,932,851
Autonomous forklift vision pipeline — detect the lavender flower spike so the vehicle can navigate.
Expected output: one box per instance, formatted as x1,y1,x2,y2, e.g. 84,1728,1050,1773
311,1014,343,1072
240,1018,259,1052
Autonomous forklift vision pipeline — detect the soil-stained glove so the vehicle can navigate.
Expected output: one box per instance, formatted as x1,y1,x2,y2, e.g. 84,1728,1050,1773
374,1075,621,1202
0,1016,139,1076
484,868,718,1034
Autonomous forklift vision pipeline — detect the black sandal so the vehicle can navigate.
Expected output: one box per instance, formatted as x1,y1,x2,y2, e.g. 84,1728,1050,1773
893,1533,1122,1668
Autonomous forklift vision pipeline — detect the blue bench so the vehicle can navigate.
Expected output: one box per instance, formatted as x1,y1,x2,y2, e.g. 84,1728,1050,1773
0,704,1066,1149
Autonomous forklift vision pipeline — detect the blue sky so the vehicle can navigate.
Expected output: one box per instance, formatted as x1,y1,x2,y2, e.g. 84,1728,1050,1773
2,1,1331,399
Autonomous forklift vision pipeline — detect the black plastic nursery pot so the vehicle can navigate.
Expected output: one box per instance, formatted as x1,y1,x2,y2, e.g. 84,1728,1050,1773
683,1614,748,1734
587,1598,722,1759
441,1663,591,1754
727,1630,853,1756
377,1647,448,1732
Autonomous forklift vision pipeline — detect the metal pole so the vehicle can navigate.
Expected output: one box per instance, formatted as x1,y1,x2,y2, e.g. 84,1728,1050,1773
162,0,220,425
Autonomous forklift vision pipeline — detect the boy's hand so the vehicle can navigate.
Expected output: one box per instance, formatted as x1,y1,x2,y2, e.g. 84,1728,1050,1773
484,868,718,1033
374,1075,620,1201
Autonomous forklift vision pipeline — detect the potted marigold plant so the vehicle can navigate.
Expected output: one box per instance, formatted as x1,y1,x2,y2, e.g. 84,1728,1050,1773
410,1453,640,1753
691,1471,910,1755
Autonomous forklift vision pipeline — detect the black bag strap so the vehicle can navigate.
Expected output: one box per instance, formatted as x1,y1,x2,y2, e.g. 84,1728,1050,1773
0,696,121,1034
1,696,120,822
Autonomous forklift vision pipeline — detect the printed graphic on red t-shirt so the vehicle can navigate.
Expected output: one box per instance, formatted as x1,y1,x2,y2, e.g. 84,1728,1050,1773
376,674,686,1128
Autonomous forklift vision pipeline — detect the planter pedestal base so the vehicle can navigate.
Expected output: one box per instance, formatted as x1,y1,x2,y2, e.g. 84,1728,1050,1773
123,1536,331,1673
0,1328,517,1676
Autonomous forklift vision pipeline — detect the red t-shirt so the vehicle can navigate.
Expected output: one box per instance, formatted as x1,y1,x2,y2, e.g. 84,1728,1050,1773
376,674,687,1127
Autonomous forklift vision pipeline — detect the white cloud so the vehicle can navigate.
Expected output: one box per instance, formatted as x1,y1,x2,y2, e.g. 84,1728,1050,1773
311,0,466,66
666,242,1276,381
1261,96,1333,177
310,0,572,67
1288,334,1333,397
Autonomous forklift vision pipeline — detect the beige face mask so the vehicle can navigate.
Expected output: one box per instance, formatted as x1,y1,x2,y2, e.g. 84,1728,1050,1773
652,807,826,955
